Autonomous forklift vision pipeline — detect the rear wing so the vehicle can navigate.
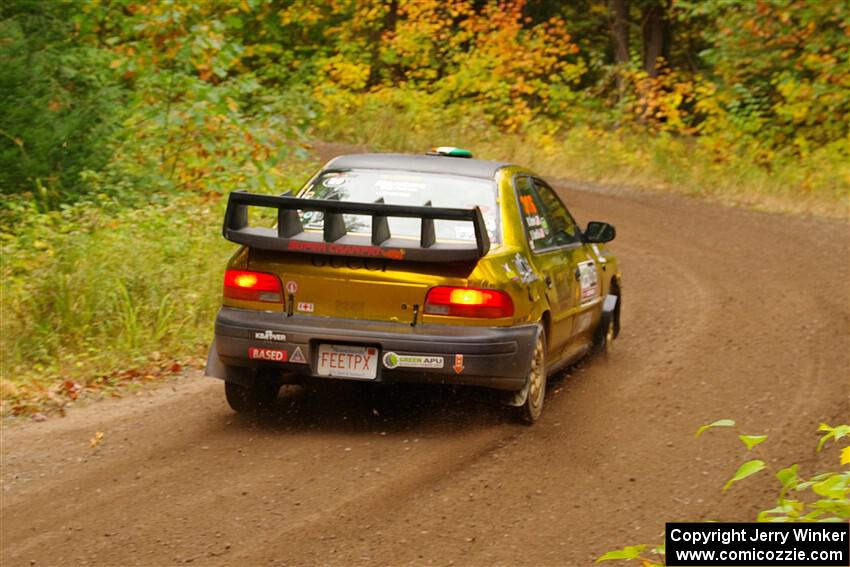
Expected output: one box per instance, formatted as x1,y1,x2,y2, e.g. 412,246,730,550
222,191,491,262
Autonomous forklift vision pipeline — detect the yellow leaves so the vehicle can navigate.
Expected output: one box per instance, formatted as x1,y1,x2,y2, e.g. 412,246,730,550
226,97,239,112
321,57,370,90
90,431,104,449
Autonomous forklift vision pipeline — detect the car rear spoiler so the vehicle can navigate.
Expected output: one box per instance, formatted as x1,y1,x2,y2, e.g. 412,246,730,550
222,191,491,262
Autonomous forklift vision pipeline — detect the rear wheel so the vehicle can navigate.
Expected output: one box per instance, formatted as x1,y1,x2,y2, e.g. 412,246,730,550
514,327,547,424
224,368,281,413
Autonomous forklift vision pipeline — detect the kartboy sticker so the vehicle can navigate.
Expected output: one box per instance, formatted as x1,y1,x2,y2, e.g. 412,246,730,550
577,260,599,304
382,352,444,369
254,330,286,342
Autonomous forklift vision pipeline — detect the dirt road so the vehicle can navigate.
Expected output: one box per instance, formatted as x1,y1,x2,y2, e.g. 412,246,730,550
2,149,848,566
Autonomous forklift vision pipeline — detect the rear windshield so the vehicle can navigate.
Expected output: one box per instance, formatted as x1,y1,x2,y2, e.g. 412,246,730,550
299,169,500,243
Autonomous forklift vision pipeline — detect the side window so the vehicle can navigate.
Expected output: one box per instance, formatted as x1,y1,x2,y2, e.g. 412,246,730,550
533,180,581,246
514,175,555,250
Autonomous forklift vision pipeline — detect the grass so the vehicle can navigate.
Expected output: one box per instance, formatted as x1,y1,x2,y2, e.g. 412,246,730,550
315,93,849,219
0,194,231,415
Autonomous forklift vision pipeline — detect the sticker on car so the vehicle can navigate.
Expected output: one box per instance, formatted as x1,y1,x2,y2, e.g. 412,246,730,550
248,347,288,362
254,330,286,342
577,260,599,304
290,346,307,364
382,352,444,369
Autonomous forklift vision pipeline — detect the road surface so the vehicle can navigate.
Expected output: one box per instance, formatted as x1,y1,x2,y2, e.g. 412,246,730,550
2,147,848,566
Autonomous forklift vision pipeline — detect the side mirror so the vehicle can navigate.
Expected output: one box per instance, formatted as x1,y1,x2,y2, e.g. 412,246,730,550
584,221,615,243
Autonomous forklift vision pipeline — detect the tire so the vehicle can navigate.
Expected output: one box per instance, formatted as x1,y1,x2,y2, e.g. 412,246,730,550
514,327,547,424
224,369,281,413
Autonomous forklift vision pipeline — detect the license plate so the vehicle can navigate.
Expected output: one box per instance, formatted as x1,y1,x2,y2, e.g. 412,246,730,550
316,344,378,380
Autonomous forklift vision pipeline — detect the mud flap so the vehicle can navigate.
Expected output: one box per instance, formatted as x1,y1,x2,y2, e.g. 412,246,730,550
592,294,618,352
507,379,530,407
204,340,227,381
506,324,542,407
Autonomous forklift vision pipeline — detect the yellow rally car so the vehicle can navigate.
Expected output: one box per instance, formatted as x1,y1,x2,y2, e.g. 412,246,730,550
205,148,621,423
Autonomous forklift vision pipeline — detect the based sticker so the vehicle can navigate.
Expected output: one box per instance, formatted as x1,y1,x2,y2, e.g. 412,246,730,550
577,260,599,303
382,352,444,370
290,346,307,364
248,347,287,362
452,354,465,374
285,280,298,294
254,330,286,342
297,302,314,313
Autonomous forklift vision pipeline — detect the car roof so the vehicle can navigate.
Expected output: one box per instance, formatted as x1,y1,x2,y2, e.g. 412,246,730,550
323,153,514,180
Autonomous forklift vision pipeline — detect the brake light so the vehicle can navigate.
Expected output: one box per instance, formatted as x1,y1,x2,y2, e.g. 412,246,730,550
223,270,283,303
424,286,514,318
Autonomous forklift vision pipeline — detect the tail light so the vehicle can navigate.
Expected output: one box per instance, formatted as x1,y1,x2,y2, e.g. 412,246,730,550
223,270,283,303
424,286,514,318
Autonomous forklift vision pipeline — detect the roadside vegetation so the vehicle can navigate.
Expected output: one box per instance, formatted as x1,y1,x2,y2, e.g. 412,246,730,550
1,0,848,415
599,422,850,565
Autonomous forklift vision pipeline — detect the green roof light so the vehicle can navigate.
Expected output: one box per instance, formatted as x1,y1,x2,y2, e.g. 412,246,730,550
428,146,473,158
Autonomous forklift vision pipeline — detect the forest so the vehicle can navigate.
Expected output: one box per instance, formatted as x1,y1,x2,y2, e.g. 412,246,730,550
1,0,848,412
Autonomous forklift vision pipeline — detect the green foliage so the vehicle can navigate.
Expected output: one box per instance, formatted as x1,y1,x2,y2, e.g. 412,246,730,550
0,196,226,395
739,434,768,451
678,0,850,154
598,421,850,565
723,460,766,492
695,418,736,437
0,158,313,415
0,0,125,205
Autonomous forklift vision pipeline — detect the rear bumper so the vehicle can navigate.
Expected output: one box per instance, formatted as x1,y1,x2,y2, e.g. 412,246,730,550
207,307,538,391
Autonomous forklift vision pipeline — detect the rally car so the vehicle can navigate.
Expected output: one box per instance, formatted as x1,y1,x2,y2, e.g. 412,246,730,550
205,148,621,423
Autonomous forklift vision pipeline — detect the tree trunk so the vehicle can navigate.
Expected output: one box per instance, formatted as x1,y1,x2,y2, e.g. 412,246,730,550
609,0,630,65
366,0,399,88
642,2,665,77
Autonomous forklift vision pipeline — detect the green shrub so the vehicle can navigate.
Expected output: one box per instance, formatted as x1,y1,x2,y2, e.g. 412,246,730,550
597,421,850,566
0,0,125,205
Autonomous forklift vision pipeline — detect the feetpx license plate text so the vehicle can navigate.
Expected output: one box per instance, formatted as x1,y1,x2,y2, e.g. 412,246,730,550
316,344,378,379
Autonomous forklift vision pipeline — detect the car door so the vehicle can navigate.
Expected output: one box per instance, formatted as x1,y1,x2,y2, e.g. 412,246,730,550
531,179,603,350
513,174,575,357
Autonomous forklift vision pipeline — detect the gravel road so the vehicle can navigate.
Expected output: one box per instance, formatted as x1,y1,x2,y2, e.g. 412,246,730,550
2,147,848,566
